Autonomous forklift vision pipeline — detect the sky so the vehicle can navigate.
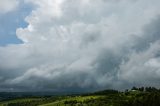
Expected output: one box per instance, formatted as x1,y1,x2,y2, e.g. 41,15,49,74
0,0,32,46
0,0,160,92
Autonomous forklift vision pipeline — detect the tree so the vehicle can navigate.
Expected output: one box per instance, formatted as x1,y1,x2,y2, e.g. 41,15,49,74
131,86,138,90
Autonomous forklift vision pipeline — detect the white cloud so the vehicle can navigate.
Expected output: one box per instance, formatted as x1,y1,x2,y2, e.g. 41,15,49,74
0,0,160,91
0,0,19,14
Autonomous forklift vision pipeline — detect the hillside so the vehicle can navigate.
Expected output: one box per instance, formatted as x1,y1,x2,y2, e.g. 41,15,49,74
0,87,160,106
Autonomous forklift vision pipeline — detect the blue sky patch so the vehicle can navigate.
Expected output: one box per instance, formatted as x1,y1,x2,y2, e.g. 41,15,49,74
0,2,32,46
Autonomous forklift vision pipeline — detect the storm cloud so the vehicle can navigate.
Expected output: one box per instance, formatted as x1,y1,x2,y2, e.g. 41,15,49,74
0,0,160,91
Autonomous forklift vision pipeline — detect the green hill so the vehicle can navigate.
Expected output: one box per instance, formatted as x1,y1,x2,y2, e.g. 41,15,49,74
0,87,160,106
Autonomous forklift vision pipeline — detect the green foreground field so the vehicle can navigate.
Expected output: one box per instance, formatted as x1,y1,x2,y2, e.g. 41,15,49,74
0,87,160,106
0,96,103,106
40,96,102,106
0,96,93,106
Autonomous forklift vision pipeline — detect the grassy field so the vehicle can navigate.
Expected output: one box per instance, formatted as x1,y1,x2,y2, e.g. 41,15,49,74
40,96,103,106
0,96,103,106
0,98,45,106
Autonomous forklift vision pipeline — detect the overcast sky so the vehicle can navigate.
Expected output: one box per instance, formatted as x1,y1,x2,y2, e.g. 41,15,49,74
0,0,160,92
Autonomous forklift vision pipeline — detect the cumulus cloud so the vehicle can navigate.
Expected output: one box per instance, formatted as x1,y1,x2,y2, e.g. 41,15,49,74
0,0,19,14
0,0,160,91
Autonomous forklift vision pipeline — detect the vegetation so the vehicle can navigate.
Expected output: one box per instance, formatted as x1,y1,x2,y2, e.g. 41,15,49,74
0,87,160,106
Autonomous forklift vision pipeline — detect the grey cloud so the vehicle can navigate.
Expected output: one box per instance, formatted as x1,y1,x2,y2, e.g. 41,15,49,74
132,16,160,52
0,0,19,14
118,41,160,88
